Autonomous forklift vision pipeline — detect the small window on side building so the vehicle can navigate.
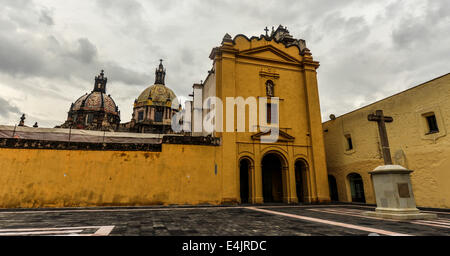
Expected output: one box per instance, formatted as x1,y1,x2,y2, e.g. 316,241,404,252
425,114,439,134
345,134,353,151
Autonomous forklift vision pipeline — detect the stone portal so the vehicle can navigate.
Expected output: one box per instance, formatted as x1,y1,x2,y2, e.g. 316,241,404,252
262,154,283,203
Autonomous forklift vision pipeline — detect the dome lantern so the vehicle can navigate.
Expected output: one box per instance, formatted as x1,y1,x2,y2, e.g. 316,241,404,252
155,59,166,85
93,70,107,93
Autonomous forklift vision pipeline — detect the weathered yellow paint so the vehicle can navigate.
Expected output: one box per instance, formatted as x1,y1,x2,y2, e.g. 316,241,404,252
0,144,222,208
209,35,330,204
0,31,331,208
323,73,450,208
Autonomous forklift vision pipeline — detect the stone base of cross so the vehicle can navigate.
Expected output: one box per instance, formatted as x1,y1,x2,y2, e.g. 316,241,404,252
363,165,437,220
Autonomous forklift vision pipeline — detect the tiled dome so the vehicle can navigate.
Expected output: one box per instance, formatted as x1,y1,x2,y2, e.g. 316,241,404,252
72,91,119,115
136,84,177,105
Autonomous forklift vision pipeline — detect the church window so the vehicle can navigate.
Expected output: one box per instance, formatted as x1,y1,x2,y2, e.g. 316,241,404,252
86,114,93,124
155,108,163,122
138,111,144,121
425,113,439,134
345,134,353,150
266,103,278,124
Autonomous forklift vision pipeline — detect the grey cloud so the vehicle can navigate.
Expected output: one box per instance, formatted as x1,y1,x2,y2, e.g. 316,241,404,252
96,0,144,16
70,38,98,64
0,96,21,118
392,0,450,49
0,4,150,87
102,62,151,85
95,0,153,41
39,8,54,26
391,16,431,49
0,33,45,76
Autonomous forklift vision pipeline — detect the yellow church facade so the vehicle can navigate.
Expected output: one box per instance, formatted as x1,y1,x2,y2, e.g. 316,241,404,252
323,73,450,209
0,26,330,208
194,27,330,204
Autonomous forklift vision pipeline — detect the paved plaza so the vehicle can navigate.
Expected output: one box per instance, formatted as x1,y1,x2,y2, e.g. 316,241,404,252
0,204,448,236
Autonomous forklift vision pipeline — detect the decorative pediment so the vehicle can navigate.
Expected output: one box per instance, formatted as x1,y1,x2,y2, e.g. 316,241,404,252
251,129,295,142
238,45,300,64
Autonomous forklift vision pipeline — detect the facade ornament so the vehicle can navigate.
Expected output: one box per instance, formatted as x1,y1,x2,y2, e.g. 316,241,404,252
222,33,233,44
18,114,25,127
266,80,274,97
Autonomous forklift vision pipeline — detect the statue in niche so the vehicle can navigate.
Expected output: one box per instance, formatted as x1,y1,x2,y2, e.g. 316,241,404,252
266,80,274,97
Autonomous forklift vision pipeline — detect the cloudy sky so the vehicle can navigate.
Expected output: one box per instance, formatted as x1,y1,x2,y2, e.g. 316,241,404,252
0,0,449,127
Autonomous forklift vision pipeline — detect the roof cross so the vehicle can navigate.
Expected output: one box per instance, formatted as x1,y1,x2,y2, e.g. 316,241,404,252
264,26,269,36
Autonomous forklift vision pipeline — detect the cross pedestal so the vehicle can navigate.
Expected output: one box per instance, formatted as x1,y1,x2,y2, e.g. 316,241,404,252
363,110,437,220
362,165,436,220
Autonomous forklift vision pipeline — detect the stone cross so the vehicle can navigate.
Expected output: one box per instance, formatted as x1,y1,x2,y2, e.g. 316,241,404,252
264,26,269,36
368,110,393,165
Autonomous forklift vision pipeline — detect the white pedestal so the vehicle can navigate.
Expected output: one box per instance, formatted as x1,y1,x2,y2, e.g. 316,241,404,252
362,165,437,220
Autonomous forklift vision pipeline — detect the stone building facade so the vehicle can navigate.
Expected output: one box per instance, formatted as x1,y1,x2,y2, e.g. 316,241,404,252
323,73,450,208
191,25,330,204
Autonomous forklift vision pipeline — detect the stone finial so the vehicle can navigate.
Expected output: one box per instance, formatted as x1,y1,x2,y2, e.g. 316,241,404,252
222,33,233,44
302,48,312,57
18,114,25,126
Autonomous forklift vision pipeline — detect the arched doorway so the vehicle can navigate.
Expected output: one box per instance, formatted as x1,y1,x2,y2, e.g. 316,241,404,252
348,173,365,203
295,160,308,203
261,153,284,203
328,175,339,201
239,158,251,203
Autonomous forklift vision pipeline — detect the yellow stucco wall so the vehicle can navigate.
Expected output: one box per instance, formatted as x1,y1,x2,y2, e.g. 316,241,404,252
323,73,450,208
0,144,222,208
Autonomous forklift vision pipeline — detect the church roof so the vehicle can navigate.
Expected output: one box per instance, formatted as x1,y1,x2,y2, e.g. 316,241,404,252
210,25,307,60
136,84,177,105
72,91,119,115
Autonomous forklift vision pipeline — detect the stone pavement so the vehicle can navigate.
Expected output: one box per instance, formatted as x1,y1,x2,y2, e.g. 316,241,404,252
0,204,448,236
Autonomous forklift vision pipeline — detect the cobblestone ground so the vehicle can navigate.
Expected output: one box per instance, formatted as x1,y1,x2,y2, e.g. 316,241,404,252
0,204,448,236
